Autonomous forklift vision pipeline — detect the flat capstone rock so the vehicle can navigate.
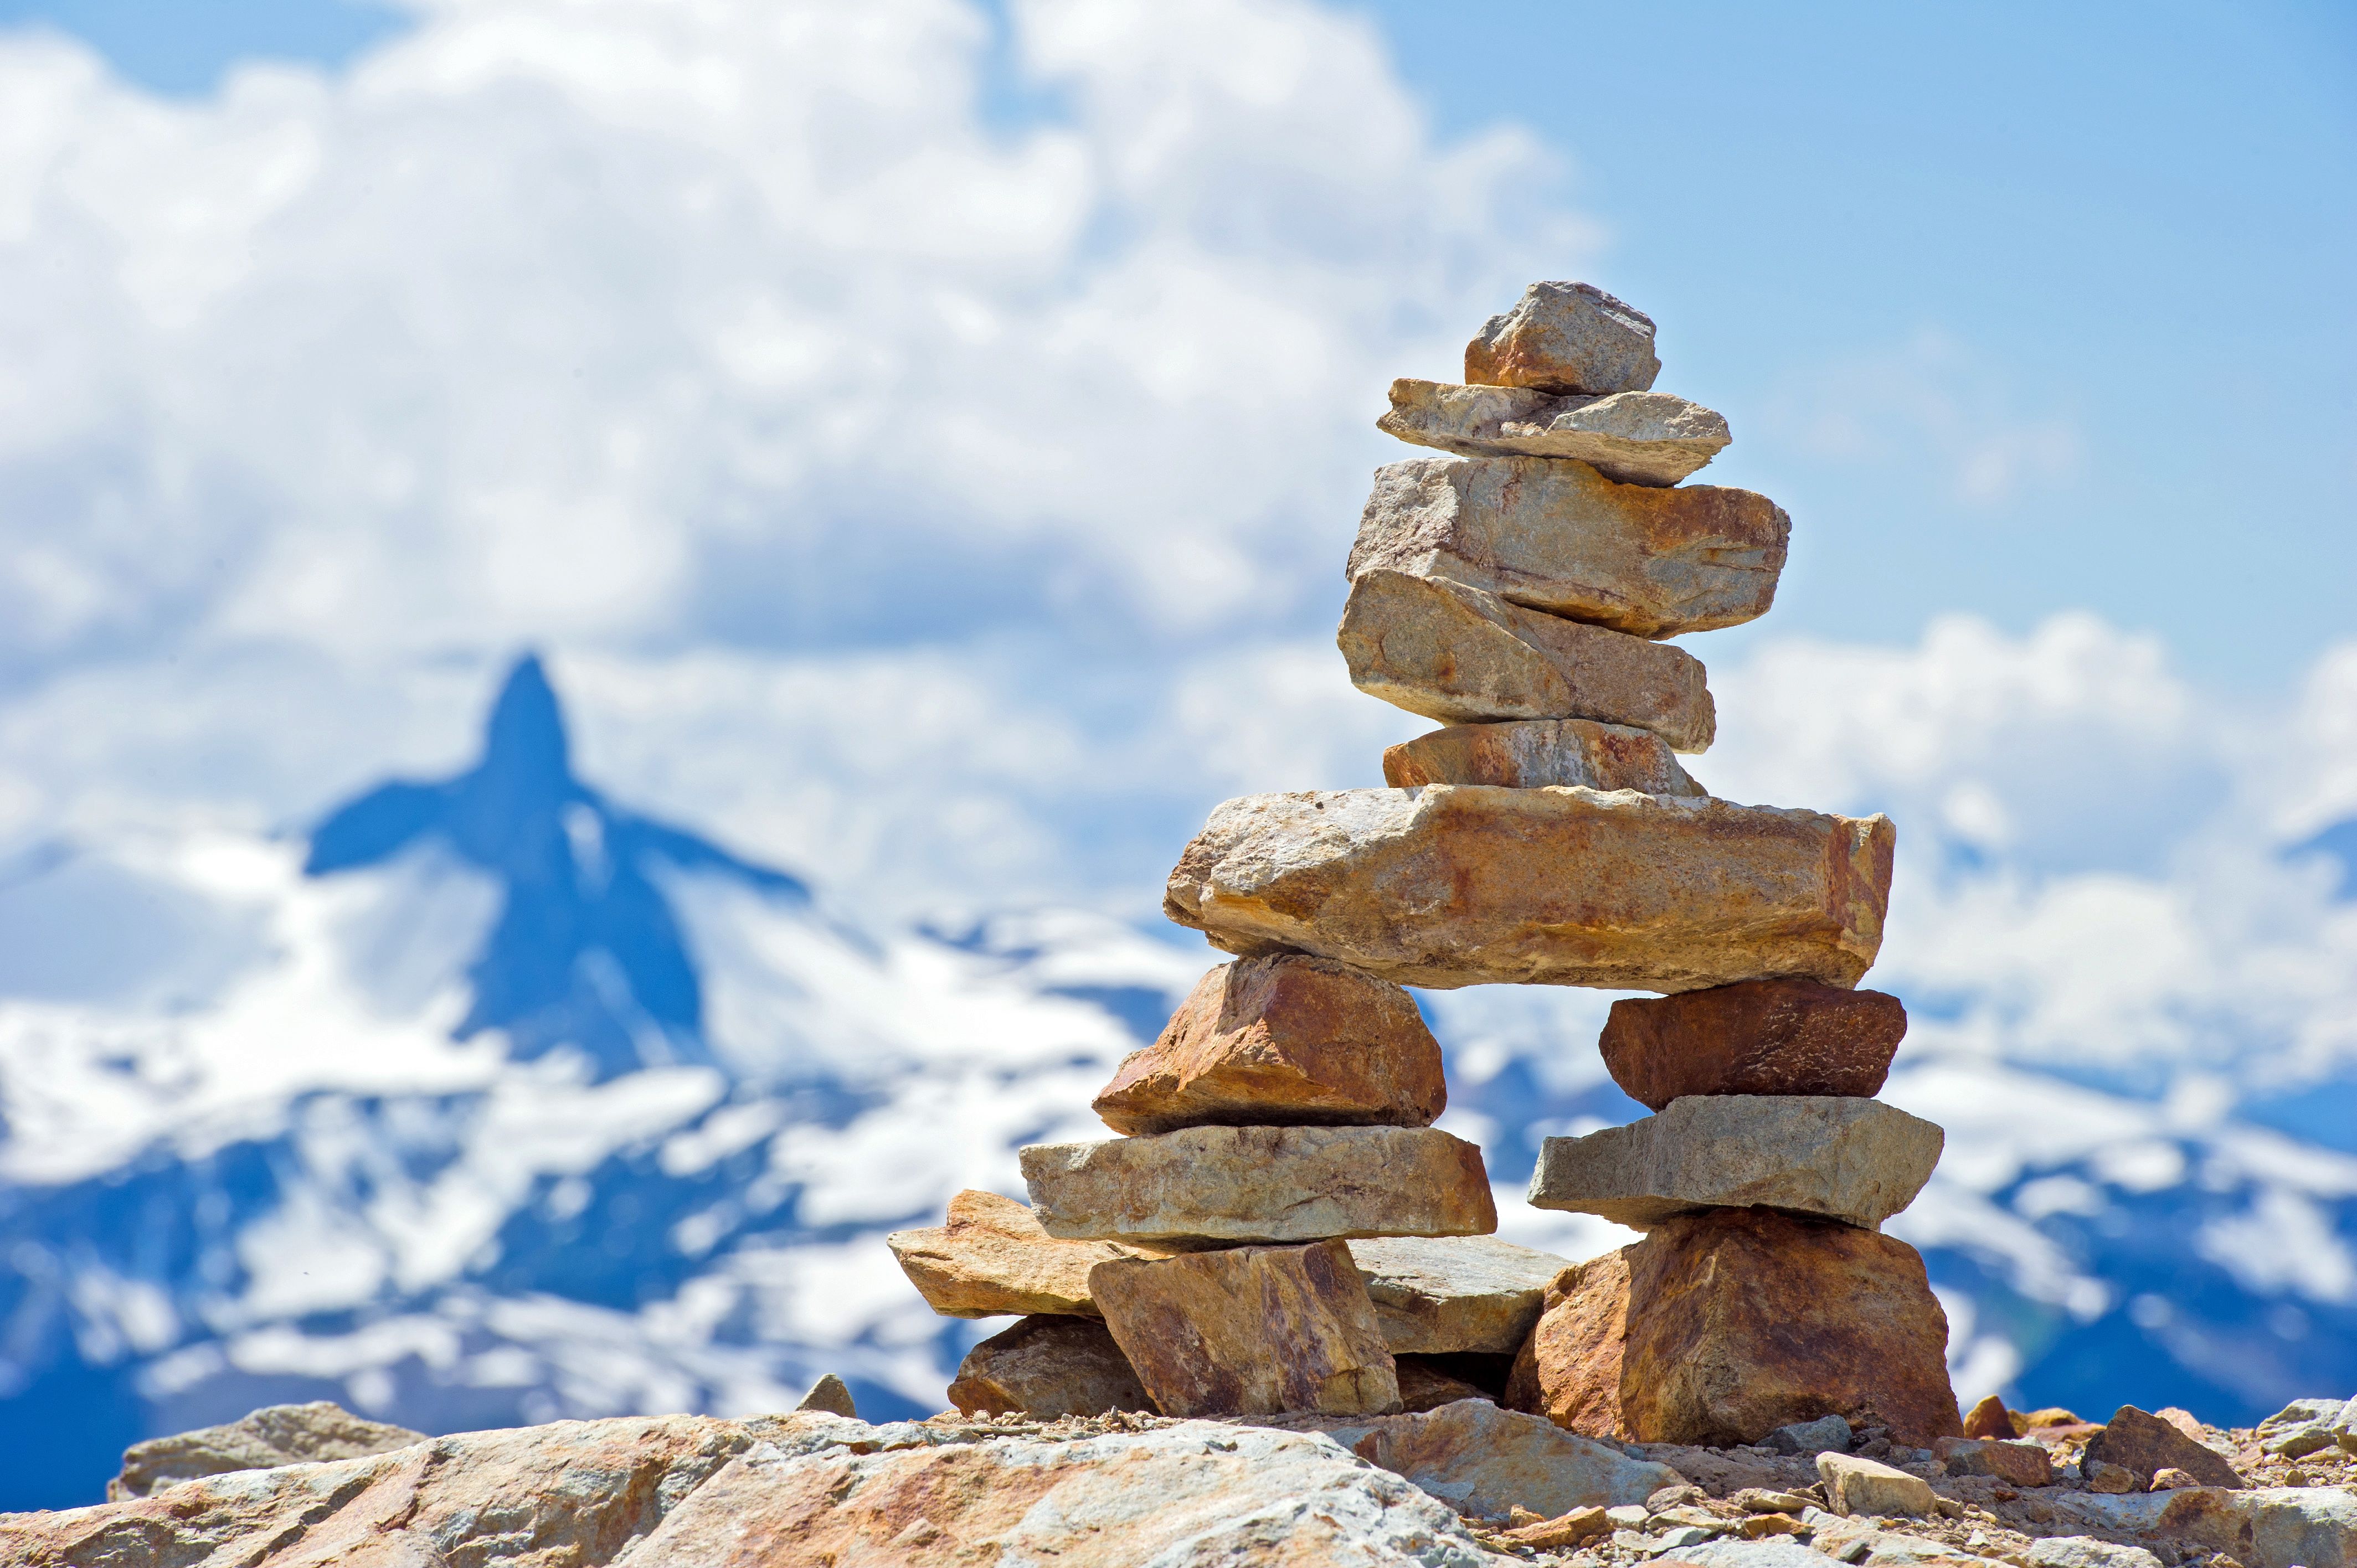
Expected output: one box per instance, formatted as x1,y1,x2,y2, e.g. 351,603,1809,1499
1526,1095,1944,1231
1380,378,1731,487
1164,786,1895,993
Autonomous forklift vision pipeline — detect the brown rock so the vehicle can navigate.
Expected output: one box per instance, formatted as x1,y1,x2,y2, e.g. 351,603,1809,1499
794,1374,857,1418
1598,979,1908,1110
2084,1405,2243,1490
1089,1241,1401,1418
1022,1123,1496,1245
1346,454,1788,637
1934,1436,2054,1487
1507,1209,1962,1447
1092,955,1444,1136
1383,717,1705,795
1464,280,1661,396
946,1316,1155,1419
884,1189,1188,1318
1165,786,1896,993
111,1400,425,1499
1963,1393,2018,1440
1378,378,1729,487
1339,569,1716,751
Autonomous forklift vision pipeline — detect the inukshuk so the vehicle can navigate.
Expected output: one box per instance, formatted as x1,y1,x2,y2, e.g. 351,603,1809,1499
891,280,1960,1440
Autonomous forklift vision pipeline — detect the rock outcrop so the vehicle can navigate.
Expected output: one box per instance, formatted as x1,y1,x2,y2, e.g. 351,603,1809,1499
109,1400,425,1500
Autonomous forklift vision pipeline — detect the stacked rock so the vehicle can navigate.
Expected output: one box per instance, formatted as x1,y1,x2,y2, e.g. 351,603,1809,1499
892,955,1578,1420
1163,281,1959,1445
890,280,1957,1443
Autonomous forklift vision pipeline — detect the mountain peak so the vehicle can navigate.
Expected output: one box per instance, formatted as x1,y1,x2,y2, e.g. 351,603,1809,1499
303,653,807,1076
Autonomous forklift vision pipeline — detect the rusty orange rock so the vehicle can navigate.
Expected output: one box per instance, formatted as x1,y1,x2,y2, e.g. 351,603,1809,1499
1092,956,1443,1136
1598,979,1907,1110
1507,1208,1962,1447
1165,786,1895,993
1089,1240,1402,1418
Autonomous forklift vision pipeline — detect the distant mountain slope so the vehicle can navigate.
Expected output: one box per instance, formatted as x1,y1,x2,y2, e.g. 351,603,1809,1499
3,657,2352,1511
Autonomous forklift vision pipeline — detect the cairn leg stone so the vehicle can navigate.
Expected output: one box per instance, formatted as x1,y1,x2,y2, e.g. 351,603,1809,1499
1526,1095,1944,1231
947,1316,1155,1419
1092,956,1443,1136
1021,1124,1496,1244
1507,1208,1962,1446
1089,1241,1402,1418
1599,979,1907,1110
1165,786,1895,992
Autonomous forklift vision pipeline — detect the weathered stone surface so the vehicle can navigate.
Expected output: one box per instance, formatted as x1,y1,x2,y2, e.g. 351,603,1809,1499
1344,1399,1686,1521
1346,455,1788,637
1165,786,1896,993
1599,979,1908,1111
1818,1452,1935,1517
20,1409,1529,1566
1933,1435,2054,1487
1340,570,1716,750
946,1315,1154,1419
1526,1096,1944,1231
1093,955,1444,1136
1022,1123,1496,1244
1348,1234,1568,1355
110,1399,425,1499
2257,1396,2351,1456
885,1188,1187,1318
1506,1209,1960,1447
1089,1241,1402,1419
2085,1405,2244,1490
2029,1538,2164,1568
2334,1395,2357,1451
1378,379,1731,487
1383,717,1705,795
1464,281,1661,396
2148,1486,2357,1568
1500,1505,1613,1550
795,1373,857,1417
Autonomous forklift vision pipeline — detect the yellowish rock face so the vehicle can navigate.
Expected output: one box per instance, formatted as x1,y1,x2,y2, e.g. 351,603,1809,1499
1339,570,1717,751
1382,716,1705,793
1090,1240,1402,1419
1164,786,1895,993
884,1188,1189,1319
1347,453,1788,638
1021,1123,1497,1245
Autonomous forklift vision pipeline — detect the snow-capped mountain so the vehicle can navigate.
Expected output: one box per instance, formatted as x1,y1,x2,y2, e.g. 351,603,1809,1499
2,656,2353,1512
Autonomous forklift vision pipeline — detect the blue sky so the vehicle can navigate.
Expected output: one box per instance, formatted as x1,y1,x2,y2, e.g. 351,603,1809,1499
3,0,2350,689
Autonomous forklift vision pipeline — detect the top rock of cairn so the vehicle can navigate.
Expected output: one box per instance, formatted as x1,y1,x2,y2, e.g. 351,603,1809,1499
1465,280,1661,395
892,281,1954,1446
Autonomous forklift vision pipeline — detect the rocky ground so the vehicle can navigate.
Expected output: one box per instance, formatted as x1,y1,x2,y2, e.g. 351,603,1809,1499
4,1396,2352,1567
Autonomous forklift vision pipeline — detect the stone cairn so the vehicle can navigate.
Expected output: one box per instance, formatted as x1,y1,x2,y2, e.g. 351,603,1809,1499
890,281,1963,1446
